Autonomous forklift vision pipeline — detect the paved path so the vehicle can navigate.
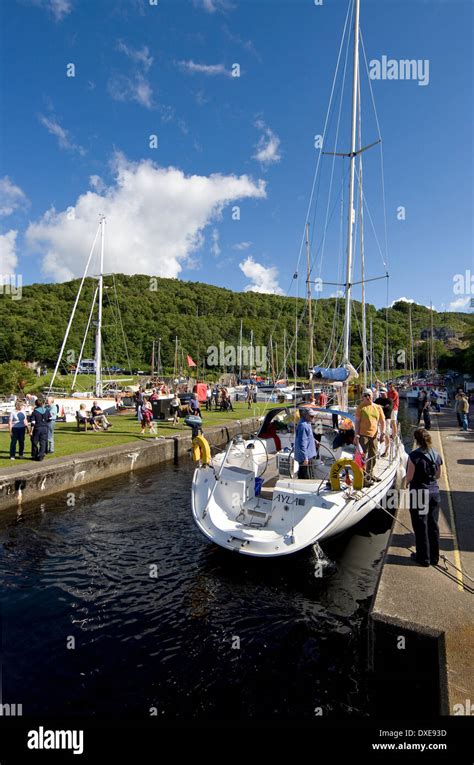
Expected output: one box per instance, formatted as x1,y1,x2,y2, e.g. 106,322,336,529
370,405,474,715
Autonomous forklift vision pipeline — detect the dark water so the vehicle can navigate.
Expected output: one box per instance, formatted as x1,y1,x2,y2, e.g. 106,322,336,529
0,404,418,721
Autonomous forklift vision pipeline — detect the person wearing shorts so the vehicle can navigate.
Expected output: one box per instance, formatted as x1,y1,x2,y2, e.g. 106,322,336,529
388,383,399,438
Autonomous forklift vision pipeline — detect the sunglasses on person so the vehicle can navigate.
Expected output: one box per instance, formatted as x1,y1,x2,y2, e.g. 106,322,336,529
363,394,372,398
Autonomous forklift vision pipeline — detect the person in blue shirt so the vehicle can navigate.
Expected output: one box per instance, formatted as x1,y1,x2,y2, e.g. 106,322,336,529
295,409,318,479
46,396,59,453
9,401,30,459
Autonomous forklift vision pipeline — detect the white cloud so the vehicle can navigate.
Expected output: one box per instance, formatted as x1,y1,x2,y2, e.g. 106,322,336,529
193,0,234,13
28,0,72,21
177,60,232,77
0,177,28,217
253,120,281,166
89,175,106,193
448,296,471,311
391,296,415,306
26,153,266,282
210,228,221,257
239,255,283,295
108,73,154,109
233,241,252,251
0,230,18,273
116,40,153,71
49,0,72,20
39,114,86,155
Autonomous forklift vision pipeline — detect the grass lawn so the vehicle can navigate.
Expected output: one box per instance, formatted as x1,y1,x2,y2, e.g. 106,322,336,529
0,401,279,465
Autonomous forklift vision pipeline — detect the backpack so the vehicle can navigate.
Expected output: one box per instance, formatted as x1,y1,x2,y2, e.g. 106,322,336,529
413,449,438,483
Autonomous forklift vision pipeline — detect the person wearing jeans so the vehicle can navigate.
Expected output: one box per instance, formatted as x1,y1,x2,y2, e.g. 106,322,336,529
46,396,59,453
404,428,442,567
295,409,318,479
459,393,470,431
9,401,29,459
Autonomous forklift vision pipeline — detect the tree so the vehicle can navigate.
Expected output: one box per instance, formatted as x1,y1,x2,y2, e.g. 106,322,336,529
0,361,37,395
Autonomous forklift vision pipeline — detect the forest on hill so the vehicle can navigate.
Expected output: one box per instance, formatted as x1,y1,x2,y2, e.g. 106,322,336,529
0,274,472,377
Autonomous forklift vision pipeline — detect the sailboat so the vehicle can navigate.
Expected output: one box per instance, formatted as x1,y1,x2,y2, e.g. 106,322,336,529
47,216,130,421
190,0,407,557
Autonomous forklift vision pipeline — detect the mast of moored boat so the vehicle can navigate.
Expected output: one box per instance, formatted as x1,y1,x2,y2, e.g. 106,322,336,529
358,77,367,392
408,302,414,382
238,319,243,380
341,0,361,409
173,336,178,381
94,215,105,397
305,222,315,396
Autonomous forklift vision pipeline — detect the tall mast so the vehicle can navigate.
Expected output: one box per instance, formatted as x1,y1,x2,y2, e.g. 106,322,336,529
430,301,434,371
369,316,373,386
173,336,178,380
357,73,367,391
157,337,162,377
342,0,361,406
283,328,287,381
151,339,155,376
305,222,315,395
95,215,105,397
250,329,254,377
408,303,414,381
239,319,243,380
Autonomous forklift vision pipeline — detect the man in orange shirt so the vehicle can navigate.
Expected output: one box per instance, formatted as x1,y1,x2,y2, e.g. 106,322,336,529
354,388,386,486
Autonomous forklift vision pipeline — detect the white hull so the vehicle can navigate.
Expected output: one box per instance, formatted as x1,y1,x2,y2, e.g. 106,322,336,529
406,387,448,406
191,414,407,557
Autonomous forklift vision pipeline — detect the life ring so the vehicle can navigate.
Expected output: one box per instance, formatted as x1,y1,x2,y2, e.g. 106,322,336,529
329,458,364,491
192,434,211,465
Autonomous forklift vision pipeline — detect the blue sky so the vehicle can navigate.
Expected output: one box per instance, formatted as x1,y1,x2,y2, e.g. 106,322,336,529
0,0,472,312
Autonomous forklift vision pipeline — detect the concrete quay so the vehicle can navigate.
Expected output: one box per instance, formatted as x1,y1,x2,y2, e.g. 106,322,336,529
369,406,474,716
0,417,261,513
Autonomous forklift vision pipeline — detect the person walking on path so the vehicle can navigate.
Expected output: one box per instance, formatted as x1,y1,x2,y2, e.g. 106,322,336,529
454,388,464,428
46,396,59,453
295,409,318,479
246,384,253,409
170,392,180,425
458,392,470,431
30,397,51,461
417,389,428,425
403,427,442,567
205,384,212,411
9,400,29,460
354,389,386,486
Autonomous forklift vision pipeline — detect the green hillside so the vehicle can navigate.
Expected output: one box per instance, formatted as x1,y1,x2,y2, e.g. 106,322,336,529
0,275,472,376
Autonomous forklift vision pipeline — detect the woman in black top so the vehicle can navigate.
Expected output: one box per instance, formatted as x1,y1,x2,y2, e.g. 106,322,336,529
403,428,442,567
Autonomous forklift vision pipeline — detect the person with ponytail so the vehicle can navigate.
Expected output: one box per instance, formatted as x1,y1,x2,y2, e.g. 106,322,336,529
403,428,442,567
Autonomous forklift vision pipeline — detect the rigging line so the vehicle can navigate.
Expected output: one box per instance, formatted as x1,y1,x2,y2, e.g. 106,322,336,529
313,164,350,281
353,164,388,270
295,0,353,278
316,0,354,283
112,274,133,378
360,31,389,269
319,168,345,369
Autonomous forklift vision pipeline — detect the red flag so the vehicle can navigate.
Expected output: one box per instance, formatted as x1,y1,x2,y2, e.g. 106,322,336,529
187,355,197,367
